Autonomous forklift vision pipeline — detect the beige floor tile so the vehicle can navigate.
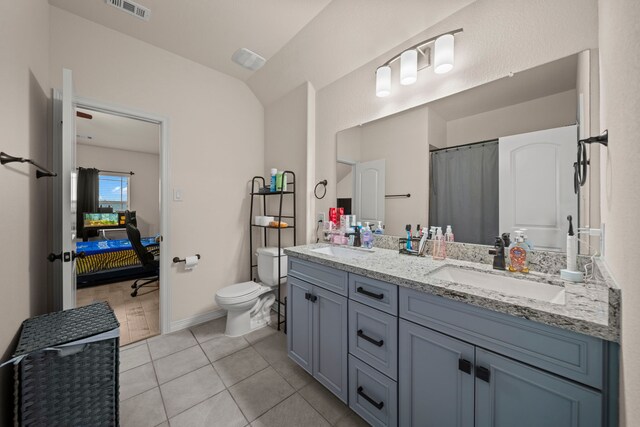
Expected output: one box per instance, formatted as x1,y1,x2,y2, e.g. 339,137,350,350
213,346,269,387
252,393,330,427
148,329,198,360
299,381,349,425
153,345,209,384
120,387,167,427
245,325,277,345
334,411,370,427
120,362,158,401
190,317,226,343
160,365,226,418
200,334,249,363
229,367,295,422
169,390,247,427
120,342,151,372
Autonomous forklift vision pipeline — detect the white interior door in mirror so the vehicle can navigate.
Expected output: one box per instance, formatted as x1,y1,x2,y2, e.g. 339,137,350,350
499,125,577,252
353,159,385,224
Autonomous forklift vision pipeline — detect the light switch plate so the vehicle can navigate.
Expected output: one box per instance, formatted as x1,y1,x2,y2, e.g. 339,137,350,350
317,212,325,222
173,189,183,201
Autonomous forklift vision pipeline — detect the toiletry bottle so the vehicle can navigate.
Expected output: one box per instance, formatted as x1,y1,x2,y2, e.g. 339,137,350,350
405,225,412,250
276,171,284,191
374,221,384,235
362,225,374,249
429,226,437,240
566,216,577,271
270,168,277,192
507,231,530,273
416,224,421,238
418,227,429,255
432,227,446,260
445,225,455,242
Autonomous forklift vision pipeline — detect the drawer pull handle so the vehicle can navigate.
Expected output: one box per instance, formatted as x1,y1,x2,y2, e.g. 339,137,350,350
458,358,472,374
357,386,384,410
356,286,384,300
357,329,384,347
476,366,490,383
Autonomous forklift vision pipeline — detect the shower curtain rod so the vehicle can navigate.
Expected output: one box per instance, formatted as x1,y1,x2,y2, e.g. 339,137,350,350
77,167,135,175
430,138,498,154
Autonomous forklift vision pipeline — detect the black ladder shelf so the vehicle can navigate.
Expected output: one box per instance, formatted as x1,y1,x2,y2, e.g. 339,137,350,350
249,171,296,333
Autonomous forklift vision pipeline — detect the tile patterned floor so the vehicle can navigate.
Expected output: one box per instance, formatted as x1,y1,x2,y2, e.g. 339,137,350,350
77,280,160,345
119,316,369,427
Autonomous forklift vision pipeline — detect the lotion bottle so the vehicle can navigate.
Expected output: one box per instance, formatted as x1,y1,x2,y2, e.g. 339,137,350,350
432,227,446,260
508,231,529,273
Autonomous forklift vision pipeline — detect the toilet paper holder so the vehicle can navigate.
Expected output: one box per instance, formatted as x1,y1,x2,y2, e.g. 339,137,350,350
173,254,201,263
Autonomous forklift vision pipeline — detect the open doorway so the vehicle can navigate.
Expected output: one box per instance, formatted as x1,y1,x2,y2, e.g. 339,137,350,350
73,108,162,346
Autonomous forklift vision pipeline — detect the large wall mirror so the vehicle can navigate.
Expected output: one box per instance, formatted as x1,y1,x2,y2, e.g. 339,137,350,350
336,50,599,253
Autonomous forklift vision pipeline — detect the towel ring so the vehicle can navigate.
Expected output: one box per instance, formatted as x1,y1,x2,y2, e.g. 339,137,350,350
314,180,327,199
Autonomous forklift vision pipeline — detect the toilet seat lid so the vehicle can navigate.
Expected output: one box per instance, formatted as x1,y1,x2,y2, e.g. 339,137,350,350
217,281,262,299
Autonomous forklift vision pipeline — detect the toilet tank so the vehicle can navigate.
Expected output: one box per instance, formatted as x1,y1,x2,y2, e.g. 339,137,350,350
257,247,287,287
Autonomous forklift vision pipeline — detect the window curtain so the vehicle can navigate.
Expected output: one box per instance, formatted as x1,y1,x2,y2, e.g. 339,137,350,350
77,167,100,238
429,141,499,245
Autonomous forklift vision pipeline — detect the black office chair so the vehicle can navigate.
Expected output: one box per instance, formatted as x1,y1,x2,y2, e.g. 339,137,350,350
126,223,159,297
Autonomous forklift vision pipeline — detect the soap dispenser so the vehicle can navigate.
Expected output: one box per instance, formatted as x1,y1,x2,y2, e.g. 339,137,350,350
432,227,446,260
507,231,529,273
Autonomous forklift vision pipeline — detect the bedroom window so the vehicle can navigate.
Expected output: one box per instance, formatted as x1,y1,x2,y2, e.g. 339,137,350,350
99,174,130,211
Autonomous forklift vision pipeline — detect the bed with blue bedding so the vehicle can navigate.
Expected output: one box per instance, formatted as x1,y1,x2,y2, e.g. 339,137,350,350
75,237,159,287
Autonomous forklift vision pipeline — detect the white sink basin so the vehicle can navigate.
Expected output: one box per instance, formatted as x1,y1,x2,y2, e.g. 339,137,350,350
430,266,566,304
311,246,374,260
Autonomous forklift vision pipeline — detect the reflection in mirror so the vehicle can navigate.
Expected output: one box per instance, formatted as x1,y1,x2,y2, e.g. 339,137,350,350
336,51,600,253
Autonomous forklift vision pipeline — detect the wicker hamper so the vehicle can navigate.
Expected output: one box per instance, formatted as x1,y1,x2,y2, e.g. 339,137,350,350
11,302,120,426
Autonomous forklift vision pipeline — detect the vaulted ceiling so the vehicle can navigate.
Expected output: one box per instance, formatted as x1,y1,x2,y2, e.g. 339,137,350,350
49,0,476,105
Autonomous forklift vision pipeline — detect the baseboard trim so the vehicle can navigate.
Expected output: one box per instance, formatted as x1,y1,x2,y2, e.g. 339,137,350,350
169,308,226,333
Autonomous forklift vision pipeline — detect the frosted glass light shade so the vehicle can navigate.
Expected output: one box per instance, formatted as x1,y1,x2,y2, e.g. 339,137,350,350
400,50,418,85
434,34,455,74
376,66,391,97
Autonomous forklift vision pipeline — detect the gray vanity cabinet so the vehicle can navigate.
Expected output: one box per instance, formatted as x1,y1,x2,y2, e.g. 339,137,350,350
399,319,474,427
475,349,602,427
287,266,349,403
287,276,313,373
313,285,348,402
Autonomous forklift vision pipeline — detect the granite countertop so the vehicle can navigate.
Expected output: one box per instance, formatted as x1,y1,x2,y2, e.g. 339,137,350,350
284,243,620,342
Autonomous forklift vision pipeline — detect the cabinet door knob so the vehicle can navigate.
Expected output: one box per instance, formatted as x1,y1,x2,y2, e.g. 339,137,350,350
458,358,472,374
357,386,384,410
476,366,491,383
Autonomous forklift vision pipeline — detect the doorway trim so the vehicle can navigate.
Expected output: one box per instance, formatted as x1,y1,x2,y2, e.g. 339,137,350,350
75,95,172,335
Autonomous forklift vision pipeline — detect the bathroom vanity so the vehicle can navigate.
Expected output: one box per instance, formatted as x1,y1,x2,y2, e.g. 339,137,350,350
285,244,620,427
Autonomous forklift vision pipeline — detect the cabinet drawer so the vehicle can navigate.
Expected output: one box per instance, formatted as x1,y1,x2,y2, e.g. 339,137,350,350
349,274,398,315
349,355,397,427
349,300,398,380
288,257,348,296
399,287,604,389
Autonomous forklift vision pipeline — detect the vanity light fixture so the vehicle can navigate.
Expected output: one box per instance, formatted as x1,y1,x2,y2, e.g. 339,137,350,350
400,50,418,85
376,65,392,97
375,28,463,97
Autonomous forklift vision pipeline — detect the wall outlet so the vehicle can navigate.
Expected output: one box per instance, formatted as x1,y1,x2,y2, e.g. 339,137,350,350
173,188,183,201
317,212,325,222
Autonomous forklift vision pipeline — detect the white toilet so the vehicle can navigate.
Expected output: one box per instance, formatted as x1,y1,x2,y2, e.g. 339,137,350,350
215,247,287,337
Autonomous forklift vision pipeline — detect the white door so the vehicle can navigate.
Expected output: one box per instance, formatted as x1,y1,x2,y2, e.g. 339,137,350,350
499,125,577,251
353,159,385,224
52,69,77,310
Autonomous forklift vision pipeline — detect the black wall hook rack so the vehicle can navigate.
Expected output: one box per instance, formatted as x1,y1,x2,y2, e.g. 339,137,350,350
173,254,200,263
1,152,57,178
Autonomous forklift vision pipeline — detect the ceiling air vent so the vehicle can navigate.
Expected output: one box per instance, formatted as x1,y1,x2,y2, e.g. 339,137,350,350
231,48,266,71
105,0,151,22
